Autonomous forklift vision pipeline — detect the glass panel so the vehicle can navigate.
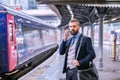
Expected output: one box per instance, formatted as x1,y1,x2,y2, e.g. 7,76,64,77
16,24,27,61
9,23,13,41
24,30,41,54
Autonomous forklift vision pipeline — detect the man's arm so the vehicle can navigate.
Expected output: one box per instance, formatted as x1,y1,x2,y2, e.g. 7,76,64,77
59,40,67,55
59,30,69,55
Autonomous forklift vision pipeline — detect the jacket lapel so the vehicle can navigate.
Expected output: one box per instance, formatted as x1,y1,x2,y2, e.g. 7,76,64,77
66,38,72,56
75,34,83,58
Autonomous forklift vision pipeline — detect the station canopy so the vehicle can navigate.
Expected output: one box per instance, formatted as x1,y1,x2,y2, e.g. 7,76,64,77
36,0,120,28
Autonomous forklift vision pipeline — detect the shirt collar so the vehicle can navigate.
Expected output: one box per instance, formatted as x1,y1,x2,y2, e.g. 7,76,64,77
73,32,81,39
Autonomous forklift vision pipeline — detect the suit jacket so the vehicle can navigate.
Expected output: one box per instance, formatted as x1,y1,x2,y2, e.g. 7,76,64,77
59,34,96,73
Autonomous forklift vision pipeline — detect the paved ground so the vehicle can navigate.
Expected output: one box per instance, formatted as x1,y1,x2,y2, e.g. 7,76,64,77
19,43,120,80
95,44,120,80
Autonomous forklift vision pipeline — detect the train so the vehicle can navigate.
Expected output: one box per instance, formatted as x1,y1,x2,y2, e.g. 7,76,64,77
0,4,58,80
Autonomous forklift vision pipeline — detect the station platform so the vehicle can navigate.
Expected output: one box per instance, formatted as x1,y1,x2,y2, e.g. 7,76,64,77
19,43,120,80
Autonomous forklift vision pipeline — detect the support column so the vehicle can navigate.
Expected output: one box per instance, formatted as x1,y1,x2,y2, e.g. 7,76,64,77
90,23,94,46
39,30,44,46
82,26,84,34
97,14,104,70
54,30,57,41
60,29,64,42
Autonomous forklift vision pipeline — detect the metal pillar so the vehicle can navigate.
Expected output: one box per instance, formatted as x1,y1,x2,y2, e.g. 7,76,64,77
39,30,44,46
82,26,84,34
97,14,104,70
54,29,57,41
91,23,94,46
112,34,117,60
60,29,64,41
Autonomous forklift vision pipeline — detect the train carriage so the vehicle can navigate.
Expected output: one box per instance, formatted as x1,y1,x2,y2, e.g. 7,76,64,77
0,4,58,79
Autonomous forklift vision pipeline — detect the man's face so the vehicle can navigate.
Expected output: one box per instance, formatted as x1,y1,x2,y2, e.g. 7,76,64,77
69,22,80,35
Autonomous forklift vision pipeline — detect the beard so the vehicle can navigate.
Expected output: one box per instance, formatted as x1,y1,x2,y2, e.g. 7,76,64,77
70,30,78,35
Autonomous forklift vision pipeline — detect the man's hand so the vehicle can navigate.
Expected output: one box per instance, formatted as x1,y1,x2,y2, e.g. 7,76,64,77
72,60,80,66
64,29,69,41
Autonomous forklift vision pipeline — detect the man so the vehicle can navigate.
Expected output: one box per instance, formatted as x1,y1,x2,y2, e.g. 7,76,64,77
59,19,96,80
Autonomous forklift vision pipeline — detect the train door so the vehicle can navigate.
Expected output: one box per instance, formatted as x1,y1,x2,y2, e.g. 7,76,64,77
0,17,6,72
7,14,17,71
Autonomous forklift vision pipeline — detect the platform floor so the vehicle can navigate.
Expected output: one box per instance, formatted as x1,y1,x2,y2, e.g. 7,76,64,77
19,44,120,80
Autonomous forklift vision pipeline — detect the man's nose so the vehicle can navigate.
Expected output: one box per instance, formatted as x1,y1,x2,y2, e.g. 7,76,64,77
71,29,74,31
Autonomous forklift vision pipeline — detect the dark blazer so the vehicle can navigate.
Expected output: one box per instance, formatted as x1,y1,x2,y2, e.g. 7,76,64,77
59,34,96,73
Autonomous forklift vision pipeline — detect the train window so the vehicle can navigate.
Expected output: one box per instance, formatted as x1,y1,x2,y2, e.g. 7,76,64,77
16,23,24,50
17,24,23,32
9,23,13,41
22,25,42,54
42,30,49,45
49,30,55,42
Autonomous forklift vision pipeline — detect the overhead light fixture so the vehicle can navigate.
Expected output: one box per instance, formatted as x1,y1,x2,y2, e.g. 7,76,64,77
94,22,97,25
67,5,74,19
104,20,109,23
111,18,117,21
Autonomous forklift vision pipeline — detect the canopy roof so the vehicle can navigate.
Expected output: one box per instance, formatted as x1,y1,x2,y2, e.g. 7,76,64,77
36,0,120,28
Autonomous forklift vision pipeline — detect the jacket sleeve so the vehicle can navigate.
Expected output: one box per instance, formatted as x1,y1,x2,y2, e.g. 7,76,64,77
59,40,67,55
79,37,96,65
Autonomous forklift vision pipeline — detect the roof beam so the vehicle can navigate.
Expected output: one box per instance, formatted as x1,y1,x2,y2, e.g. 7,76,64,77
66,5,74,19
48,5,62,21
36,0,120,5
89,7,97,17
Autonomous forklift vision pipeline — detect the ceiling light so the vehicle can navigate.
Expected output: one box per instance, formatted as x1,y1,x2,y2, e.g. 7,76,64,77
111,18,117,21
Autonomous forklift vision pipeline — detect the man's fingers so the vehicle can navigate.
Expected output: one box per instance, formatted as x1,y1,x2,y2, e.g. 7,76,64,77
64,29,69,41
72,60,80,66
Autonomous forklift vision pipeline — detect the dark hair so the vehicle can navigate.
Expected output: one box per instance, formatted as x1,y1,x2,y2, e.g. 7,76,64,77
69,18,80,26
